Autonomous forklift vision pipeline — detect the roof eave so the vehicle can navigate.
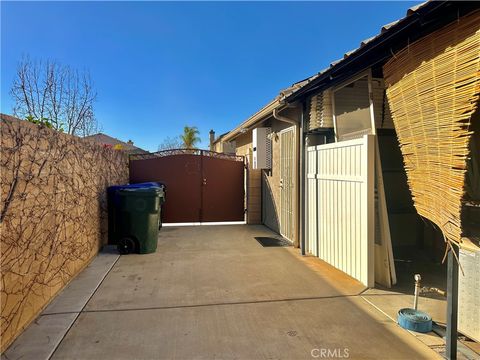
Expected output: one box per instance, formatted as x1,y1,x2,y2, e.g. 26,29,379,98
285,1,478,102
222,99,283,142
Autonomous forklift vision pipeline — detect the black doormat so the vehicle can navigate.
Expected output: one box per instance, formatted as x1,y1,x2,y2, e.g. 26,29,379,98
255,237,292,247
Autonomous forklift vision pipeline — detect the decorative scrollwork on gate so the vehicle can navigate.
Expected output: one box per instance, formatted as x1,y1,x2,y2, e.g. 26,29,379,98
130,149,244,162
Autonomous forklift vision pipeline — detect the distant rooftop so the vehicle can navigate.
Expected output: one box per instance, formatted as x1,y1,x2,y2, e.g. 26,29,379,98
84,133,147,154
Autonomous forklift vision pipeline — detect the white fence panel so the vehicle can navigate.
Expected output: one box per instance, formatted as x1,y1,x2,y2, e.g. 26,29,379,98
306,135,374,287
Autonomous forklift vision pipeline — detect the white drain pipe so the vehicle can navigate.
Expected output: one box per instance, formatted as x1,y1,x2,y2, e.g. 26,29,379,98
414,274,421,310
273,108,297,125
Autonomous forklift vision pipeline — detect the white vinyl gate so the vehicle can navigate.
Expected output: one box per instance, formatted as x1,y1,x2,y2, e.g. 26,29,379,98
306,135,375,287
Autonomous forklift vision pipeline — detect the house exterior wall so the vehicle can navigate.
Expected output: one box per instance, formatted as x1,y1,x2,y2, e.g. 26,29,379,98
212,141,223,153
0,115,129,351
261,113,300,245
235,131,261,224
233,107,301,245
213,140,236,154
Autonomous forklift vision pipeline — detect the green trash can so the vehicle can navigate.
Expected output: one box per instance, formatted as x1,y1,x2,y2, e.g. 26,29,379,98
117,187,162,254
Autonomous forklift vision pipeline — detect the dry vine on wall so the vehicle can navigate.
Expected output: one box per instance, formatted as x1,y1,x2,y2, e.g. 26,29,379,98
0,114,129,351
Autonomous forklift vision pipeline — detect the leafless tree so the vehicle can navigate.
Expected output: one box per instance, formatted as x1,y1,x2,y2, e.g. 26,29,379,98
10,56,98,136
158,136,182,151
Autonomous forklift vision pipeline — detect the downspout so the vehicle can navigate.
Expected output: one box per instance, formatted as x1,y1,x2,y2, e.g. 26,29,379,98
273,108,297,125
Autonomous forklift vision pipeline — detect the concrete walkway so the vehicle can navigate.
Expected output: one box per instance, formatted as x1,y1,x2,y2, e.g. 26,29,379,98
4,225,440,360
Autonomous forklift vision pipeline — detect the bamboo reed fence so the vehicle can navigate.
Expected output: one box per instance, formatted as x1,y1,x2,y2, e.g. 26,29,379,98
383,11,480,247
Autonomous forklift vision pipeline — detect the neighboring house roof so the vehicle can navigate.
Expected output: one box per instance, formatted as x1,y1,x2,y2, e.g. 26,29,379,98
212,132,230,145
84,133,147,154
222,1,479,141
1,114,148,154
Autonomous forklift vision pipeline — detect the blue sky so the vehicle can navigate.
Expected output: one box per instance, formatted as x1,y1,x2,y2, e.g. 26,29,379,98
1,1,416,151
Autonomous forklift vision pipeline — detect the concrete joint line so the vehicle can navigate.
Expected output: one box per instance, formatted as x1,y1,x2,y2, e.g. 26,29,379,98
47,254,121,360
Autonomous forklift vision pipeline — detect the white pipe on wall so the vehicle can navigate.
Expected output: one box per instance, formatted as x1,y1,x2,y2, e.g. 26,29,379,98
273,108,297,125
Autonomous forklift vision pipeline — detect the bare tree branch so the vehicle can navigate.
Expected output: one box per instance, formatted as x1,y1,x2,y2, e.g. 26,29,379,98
158,136,182,151
10,56,98,136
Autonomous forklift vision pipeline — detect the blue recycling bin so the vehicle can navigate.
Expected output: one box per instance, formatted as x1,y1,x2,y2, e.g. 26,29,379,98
107,182,166,245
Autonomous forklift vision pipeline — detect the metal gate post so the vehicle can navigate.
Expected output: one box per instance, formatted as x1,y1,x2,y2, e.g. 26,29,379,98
244,157,249,223
300,103,306,255
200,150,204,223
446,244,459,360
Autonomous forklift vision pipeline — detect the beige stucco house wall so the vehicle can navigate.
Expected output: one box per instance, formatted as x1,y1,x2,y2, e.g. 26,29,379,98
260,108,301,245
235,131,261,224
219,104,301,246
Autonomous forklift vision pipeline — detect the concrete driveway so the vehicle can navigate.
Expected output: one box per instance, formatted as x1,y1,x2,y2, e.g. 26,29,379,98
5,225,440,360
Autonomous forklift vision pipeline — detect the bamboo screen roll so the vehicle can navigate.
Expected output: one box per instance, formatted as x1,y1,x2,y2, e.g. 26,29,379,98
309,90,333,130
383,11,480,246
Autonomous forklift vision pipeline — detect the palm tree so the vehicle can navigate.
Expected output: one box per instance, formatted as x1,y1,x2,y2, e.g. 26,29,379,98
181,126,201,149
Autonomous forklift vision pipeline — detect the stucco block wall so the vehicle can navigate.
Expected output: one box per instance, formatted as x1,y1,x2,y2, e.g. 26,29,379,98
0,115,129,351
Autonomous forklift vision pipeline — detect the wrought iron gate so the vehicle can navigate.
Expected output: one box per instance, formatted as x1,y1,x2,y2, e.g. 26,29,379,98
129,149,245,223
280,126,296,241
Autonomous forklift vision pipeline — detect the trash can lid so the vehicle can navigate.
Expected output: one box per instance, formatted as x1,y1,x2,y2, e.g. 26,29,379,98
129,182,166,189
118,187,163,197
108,182,165,191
